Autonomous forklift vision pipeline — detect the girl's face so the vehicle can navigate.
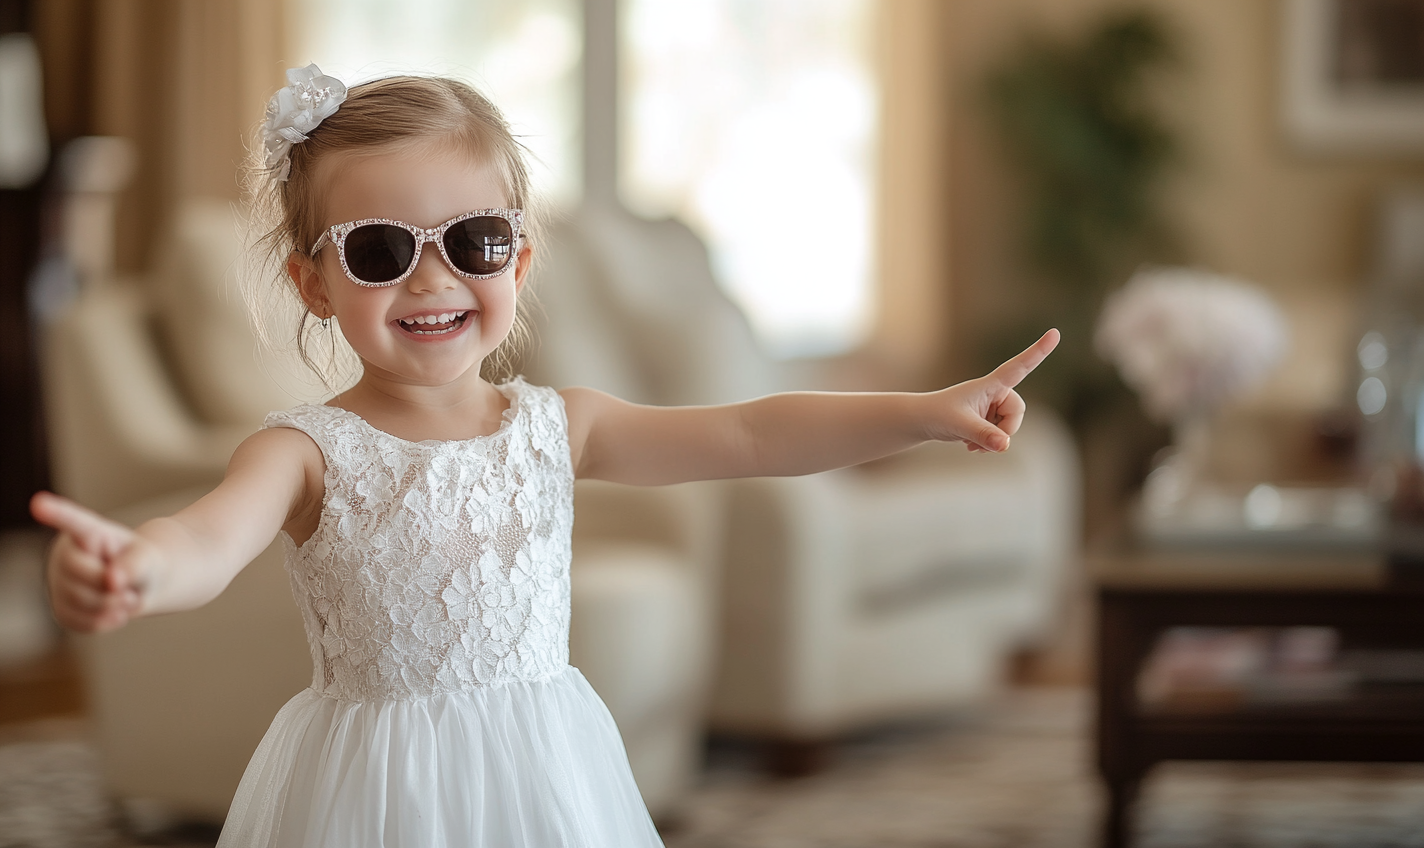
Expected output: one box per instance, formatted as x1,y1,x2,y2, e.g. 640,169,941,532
291,142,531,390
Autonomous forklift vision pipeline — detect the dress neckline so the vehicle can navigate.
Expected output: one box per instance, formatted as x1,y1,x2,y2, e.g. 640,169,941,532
320,378,524,448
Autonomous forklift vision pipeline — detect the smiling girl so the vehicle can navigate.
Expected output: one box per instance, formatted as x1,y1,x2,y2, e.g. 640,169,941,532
31,66,1058,847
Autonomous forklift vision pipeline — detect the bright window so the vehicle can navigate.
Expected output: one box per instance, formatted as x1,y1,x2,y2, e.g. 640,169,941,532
294,0,582,204
296,0,878,357
622,0,879,357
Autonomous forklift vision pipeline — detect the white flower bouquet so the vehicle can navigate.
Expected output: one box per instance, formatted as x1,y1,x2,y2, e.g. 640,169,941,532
1095,267,1288,423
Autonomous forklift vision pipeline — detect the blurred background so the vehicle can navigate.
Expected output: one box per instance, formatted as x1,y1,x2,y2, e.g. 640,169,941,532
4,0,1424,846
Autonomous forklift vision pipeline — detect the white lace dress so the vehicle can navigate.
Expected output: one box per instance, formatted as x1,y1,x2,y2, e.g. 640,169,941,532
215,378,664,848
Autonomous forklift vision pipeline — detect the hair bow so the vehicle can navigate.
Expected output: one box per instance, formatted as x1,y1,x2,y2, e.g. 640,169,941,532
262,63,346,181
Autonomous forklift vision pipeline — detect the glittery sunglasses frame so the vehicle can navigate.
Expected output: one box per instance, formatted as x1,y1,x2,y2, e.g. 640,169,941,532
310,208,524,287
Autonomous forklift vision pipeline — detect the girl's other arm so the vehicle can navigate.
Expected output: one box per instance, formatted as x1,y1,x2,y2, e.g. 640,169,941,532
31,426,321,632
563,329,1058,486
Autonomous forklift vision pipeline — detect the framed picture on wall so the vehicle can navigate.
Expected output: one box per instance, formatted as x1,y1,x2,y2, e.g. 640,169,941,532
1282,0,1424,155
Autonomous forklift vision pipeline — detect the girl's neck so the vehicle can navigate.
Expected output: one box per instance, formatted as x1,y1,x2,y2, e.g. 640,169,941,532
329,368,511,442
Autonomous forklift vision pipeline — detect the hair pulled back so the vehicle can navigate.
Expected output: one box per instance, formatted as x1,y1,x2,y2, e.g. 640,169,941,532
243,75,541,385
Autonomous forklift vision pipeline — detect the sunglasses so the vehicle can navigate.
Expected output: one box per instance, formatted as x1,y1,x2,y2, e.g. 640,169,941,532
311,208,524,286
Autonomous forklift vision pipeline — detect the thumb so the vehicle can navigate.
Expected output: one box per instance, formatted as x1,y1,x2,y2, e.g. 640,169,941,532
30,491,132,559
971,420,1010,453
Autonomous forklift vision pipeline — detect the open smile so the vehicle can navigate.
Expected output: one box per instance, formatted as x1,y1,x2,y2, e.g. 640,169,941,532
395,310,473,336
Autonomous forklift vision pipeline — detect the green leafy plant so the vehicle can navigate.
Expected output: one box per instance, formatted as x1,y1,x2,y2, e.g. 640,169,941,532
982,9,1180,426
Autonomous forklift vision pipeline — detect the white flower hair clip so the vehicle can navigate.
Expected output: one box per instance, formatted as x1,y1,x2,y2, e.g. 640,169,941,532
262,63,346,181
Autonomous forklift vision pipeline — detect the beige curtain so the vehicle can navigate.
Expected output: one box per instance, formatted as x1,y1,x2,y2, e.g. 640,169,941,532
872,0,955,388
37,0,288,275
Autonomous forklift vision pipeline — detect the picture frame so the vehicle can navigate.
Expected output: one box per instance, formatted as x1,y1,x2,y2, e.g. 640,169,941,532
1281,0,1424,155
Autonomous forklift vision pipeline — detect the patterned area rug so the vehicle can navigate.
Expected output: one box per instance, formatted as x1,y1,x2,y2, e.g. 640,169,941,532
662,688,1424,848
664,689,1098,848
0,738,117,848
5,690,1424,847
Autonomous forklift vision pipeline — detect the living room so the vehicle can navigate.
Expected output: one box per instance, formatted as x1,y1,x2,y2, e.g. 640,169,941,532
2,1,1424,846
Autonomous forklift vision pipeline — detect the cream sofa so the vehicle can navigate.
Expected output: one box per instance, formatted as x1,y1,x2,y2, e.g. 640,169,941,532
41,193,717,822
525,203,1081,751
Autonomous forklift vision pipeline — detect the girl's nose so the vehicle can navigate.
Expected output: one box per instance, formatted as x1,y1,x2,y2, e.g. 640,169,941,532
405,248,458,294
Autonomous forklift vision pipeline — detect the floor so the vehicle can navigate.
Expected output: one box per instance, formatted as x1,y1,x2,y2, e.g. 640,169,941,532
6,688,1424,847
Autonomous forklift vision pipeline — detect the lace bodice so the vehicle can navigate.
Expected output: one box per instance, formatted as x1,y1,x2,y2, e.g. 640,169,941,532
264,379,575,702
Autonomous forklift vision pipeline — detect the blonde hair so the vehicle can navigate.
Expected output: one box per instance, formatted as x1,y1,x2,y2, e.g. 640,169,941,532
243,75,542,386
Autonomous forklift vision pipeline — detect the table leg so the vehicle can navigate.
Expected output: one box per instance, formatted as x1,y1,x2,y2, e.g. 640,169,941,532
1096,591,1156,848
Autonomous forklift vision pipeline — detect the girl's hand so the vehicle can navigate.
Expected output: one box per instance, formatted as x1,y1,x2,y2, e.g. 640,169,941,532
930,329,1060,453
30,491,150,633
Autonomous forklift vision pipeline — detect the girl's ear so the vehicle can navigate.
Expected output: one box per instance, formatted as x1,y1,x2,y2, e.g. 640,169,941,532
287,251,331,318
513,243,533,295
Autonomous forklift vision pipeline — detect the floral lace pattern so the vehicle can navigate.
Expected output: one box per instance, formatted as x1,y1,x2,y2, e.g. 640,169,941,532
264,379,574,702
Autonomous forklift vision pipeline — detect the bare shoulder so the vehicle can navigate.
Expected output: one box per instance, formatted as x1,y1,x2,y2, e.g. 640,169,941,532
557,387,632,478
227,425,324,478
221,426,327,543
557,386,642,432
558,385,615,423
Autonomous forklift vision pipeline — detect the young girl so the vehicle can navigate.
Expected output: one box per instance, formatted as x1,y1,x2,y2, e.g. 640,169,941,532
32,66,1058,848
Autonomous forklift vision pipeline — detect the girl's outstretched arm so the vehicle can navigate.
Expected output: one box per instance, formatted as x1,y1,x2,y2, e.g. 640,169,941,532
563,329,1059,486
31,427,322,633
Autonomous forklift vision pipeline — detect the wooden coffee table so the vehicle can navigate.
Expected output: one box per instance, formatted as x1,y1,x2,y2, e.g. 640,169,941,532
1093,545,1424,848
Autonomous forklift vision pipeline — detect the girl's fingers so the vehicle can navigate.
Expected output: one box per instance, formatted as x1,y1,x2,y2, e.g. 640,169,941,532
49,542,117,628
987,329,1059,390
55,581,137,633
59,579,109,613
31,492,131,559
40,508,145,632
965,389,1030,451
53,585,111,631
992,391,1027,436
53,538,106,587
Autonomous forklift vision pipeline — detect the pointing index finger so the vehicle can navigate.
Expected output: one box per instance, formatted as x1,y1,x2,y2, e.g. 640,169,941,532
988,329,1060,389
30,492,129,559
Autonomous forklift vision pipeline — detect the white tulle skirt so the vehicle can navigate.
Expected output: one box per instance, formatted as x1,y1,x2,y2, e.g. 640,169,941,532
215,666,664,848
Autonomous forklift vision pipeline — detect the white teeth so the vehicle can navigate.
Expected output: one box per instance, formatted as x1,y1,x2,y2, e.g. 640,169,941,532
398,310,468,333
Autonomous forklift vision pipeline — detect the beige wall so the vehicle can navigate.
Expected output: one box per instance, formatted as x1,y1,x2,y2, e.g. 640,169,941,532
953,0,1424,404
871,0,1424,403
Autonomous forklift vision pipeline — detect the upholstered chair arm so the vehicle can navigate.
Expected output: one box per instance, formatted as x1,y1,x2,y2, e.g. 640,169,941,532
42,282,249,513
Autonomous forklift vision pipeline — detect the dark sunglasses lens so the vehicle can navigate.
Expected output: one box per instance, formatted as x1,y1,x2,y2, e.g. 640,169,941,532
443,216,514,276
344,224,416,284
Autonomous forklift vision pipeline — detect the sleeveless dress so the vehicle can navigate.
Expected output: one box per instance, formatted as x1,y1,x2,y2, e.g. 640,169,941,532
215,378,665,848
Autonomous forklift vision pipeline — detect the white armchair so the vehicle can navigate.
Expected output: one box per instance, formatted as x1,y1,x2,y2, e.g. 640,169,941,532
524,203,1081,755
41,190,718,821
713,417,1077,742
